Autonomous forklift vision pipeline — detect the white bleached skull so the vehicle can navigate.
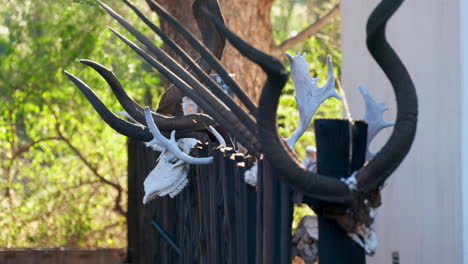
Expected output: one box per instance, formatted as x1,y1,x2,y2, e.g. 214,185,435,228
141,106,226,203
143,138,198,203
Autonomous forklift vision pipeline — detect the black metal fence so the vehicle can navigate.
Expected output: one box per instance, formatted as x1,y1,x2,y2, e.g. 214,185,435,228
127,118,368,264
127,141,294,264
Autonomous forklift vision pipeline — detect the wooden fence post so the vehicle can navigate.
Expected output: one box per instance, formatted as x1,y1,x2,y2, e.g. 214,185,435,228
260,160,293,264
127,139,160,264
315,119,367,264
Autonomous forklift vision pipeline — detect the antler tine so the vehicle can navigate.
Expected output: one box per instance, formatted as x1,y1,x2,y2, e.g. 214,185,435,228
109,28,259,154
359,85,394,160
96,1,257,137
144,107,213,165
357,0,417,192
79,59,216,132
285,54,341,149
143,0,258,117
209,125,226,146
64,70,153,141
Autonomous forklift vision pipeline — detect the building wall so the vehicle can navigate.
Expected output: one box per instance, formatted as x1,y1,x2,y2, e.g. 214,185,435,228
341,0,463,263
460,0,468,262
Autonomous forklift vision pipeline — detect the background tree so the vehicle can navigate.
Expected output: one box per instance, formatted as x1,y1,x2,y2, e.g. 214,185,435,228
0,0,158,247
0,0,342,249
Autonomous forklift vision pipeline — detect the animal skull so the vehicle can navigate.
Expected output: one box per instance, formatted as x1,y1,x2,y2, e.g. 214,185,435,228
143,137,198,203
142,107,225,203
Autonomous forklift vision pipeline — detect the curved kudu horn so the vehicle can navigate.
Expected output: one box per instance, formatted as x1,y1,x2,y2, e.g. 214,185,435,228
144,0,258,117
157,0,227,111
64,71,154,142
201,7,352,203
115,0,250,118
357,0,417,192
96,0,260,154
64,71,208,141
98,0,234,116
79,59,216,132
119,0,256,130
121,0,224,112
192,0,226,70
108,27,259,153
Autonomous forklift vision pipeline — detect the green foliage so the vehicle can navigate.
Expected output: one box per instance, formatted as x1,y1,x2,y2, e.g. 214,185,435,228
0,0,161,247
0,0,342,248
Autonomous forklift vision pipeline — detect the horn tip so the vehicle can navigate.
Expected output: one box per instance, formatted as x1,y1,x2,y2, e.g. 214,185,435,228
79,59,93,65
63,70,74,78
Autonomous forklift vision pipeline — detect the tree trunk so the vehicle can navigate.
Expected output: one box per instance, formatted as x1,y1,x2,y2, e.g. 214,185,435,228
159,0,276,103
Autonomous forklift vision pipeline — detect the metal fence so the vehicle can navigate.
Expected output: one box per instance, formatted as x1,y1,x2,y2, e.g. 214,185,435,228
127,142,293,264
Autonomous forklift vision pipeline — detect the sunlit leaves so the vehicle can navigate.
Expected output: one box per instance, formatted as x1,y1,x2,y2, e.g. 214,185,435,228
0,0,343,248
0,0,162,247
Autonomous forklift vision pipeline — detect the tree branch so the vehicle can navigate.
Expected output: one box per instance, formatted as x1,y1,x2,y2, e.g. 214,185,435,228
45,100,127,217
277,4,340,52
55,124,127,218
83,222,120,245
4,137,62,212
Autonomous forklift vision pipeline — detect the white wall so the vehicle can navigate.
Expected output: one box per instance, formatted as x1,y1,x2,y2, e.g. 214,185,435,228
461,0,468,262
341,0,463,263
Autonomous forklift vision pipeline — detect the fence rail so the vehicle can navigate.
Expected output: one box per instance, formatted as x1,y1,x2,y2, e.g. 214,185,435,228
0,248,125,264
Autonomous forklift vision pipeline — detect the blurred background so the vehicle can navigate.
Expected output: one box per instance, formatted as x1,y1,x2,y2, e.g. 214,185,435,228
0,0,342,256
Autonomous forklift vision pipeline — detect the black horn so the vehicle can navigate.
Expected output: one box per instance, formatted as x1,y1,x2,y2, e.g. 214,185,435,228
356,0,418,192
79,59,217,132
202,6,352,203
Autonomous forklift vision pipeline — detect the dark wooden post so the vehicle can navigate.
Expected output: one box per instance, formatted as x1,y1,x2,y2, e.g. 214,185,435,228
315,119,367,264
127,139,160,264
127,139,183,264
260,160,293,264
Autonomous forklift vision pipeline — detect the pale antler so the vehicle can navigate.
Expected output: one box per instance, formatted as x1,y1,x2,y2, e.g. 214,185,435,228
209,125,226,147
359,85,394,160
285,53,341,149
144,107,214,165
